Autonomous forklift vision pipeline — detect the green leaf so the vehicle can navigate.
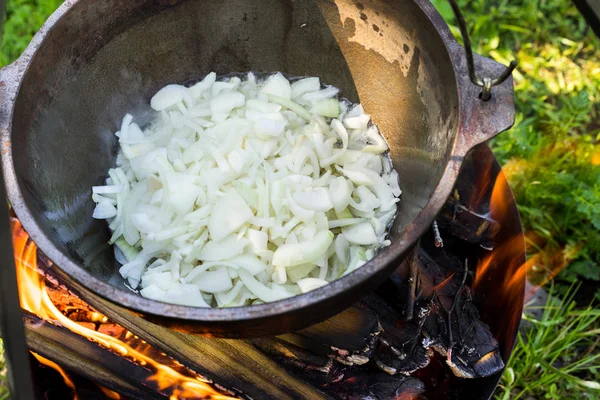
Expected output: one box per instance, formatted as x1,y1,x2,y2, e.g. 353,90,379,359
568,260,600,281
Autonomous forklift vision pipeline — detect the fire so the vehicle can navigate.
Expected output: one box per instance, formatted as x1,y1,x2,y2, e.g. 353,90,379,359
474,168,573,301
99,386,122,399
31,352,79,399
433,272,456,292
12,219,235,400
473,170,528,298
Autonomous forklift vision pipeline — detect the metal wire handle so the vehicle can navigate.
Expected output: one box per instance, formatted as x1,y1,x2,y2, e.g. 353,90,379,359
447,0,518,101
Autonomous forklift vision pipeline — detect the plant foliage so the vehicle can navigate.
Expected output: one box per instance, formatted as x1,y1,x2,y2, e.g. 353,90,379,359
1,0,62,66
432,0,600,299
496,285,600,400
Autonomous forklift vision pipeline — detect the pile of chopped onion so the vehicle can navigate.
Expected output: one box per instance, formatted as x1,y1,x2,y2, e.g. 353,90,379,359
91,72,401,307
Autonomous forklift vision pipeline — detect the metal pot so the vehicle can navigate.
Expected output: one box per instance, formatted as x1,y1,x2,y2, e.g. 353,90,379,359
0,0,514,337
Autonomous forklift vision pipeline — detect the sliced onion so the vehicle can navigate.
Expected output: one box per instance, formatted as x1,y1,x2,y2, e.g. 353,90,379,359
151,84,192,111
189,267,233,293
196,235,249,261
208,189,254,241
94,72,401,309
93,201,117,219
272,230,334,268
292,187,333,212
342,222,378,245
297,278,328,293
291,77,320,99
261,73,292,100
329,176,352,213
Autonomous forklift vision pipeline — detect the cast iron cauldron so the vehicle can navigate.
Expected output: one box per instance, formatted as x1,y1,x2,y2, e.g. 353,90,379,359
0,0,514,337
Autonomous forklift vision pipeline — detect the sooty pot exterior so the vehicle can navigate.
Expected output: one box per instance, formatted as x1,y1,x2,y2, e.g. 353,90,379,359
0,0,514,337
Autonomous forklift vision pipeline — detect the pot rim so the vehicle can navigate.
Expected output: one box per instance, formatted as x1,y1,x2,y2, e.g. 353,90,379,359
0,0,512,325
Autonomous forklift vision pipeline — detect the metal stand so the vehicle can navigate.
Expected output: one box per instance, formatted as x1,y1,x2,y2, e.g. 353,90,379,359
0,1,36,398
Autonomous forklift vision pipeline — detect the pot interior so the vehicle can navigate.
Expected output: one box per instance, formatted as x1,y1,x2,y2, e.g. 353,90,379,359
10,0,458,289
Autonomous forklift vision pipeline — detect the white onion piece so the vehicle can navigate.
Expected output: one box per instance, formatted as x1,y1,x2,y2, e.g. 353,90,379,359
215,280,244,306
261,73,292,100
349,186,380,212
287,263,317,283
190,268,233,293
301,86,339,103
329,176,352,213
93,202,117,219
196,235,249,261
238,270,291,302
189,72,217,99
291,77,320,99
163,284,211,307
246,99,282,113
293,187,333,212
341,165,398,212
342,222,378,245
335,234,350,265
151,85,191,111
228,254,268,275
208,189,253,241
210,92,245,115
297,278,329,293
272,230,333,268
343,114,370,130
92,184,127,194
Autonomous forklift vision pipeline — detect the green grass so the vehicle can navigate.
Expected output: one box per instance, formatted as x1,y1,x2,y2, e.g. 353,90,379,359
1,0,600,399
496,286,600,400
0,340,7,400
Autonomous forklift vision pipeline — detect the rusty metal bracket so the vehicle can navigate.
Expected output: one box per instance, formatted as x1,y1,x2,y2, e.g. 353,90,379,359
447,0,518,101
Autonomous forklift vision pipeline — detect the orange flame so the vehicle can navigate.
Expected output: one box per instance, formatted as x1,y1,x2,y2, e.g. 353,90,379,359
473,171,528,297
474,169,572,301
98,386,121,399
12,219,235,400
31,352,79,399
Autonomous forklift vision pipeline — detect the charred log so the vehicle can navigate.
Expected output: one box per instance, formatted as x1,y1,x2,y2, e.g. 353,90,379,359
23,312,168,400
358,295,431,375
423,289,504,379
252,337,333,374
318,370,425,400
417,249,504,379
279,306,382,366
437,189,499,249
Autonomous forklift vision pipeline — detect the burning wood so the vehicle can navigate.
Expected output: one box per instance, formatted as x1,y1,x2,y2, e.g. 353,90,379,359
24,312,169,400
358,295,432,376
437,189,499,250
10,148,525,400
13,219,236,400
13,216,506,400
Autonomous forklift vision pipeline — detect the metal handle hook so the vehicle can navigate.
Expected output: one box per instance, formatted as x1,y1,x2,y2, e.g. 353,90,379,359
447,0,518,101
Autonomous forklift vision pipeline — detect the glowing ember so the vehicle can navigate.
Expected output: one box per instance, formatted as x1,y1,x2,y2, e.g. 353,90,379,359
98,386,122,399
12,219,236,400
433,272,456,292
